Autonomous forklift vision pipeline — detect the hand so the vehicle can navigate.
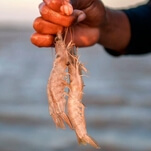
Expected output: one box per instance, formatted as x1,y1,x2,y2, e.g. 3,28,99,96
31,0,106,47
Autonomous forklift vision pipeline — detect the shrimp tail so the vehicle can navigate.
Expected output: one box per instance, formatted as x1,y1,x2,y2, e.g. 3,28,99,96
47,88,72,129
51,113,72,129
49,103,72,129
60,112,73,129
76,133,100,149
51,113,65,129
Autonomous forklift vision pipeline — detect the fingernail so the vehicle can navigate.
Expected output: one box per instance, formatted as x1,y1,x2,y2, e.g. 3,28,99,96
39,3,48,15
39,2,44,10
77,13,86,23
73,10,86,23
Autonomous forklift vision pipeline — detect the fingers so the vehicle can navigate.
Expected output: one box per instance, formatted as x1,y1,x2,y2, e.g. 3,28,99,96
31,0,86,47
31,1,75,48
31,33,54,47
33,17,63,34
31,17,62,47
39,2,75,27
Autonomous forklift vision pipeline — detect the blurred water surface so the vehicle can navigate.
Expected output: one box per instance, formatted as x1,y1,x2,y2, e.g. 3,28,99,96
0,26,151,151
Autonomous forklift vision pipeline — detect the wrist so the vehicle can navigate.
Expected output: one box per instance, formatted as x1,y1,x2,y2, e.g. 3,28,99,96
97,8,131,53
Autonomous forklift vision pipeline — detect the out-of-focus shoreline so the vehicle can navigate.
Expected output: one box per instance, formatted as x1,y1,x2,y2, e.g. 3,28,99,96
0,22,33,32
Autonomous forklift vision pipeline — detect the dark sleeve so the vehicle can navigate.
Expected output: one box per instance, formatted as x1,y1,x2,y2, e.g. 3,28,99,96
105,1,151,56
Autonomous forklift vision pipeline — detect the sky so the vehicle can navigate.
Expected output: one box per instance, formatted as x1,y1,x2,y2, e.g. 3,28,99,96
0,0,147,26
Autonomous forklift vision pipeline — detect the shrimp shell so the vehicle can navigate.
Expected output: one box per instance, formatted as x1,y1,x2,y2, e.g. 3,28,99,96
47,33,72,129
67,46,100,149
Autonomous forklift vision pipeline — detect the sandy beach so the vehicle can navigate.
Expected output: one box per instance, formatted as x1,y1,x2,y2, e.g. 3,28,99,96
0,26,151,151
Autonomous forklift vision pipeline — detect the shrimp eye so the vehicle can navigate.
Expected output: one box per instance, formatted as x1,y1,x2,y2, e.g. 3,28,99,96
66,61,70,66
55,37,59,42
56,54,60,58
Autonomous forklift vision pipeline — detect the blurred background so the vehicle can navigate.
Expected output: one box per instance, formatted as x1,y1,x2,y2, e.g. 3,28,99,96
0,0,151,151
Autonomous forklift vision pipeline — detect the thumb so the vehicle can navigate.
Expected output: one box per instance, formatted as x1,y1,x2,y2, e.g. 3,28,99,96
73,9,86,23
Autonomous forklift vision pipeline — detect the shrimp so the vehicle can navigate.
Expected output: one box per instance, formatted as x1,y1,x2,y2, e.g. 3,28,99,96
47,33,72,129
67,46,100,149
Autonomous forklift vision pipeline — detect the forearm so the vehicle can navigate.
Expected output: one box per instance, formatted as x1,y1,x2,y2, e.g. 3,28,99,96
99,2,151,56
98,8,131,54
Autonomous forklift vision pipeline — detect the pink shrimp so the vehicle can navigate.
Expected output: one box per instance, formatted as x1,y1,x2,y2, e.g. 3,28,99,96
47,33,72,129
67,47,100,149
